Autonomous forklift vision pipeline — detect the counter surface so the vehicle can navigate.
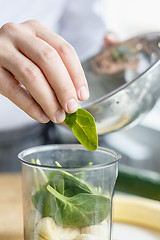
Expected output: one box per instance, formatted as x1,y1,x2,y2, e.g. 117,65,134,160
0,173,23,240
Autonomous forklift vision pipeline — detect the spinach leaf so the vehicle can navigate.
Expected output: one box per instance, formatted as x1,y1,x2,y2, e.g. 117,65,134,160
64,187,89,197
48,171,93,194
64,109,98,151
32,185,58,219
72,172,100,195
32,169,92,218
49,173,64,195
32,160,110,228
47,185,110,227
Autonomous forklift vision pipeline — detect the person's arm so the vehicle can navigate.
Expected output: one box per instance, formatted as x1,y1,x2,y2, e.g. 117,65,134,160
0,20,89,123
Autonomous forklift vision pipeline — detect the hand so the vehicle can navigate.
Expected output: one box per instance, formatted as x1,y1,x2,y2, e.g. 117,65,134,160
104,32,119,46
0,20,89,123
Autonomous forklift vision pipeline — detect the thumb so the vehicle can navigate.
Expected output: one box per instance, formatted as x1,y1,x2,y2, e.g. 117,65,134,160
104,32,119,46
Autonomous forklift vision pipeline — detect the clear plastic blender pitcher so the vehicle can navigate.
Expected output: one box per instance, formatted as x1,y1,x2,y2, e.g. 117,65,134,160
18,144,120,240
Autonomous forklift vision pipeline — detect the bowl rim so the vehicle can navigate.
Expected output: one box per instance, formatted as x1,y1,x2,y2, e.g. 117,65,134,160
82,32,160,108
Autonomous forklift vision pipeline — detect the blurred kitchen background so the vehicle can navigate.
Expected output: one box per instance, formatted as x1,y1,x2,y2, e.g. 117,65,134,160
103,0,160,173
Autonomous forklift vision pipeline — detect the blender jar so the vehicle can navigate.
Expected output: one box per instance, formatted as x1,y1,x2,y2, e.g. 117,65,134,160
18,144,120,240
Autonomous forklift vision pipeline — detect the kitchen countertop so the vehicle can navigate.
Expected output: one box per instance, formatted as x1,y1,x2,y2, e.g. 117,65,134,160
0,173,160,240
0,173,23,240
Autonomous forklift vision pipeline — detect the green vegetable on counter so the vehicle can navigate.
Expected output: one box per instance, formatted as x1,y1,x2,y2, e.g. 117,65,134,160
64,108,98,151
115,164,160,201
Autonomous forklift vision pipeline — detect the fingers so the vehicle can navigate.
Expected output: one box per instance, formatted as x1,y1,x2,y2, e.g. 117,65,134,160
0,20,89,124
21,20,89,101
0,67,50,123
104,32,119,46
1,47,66,123
16,35,79,113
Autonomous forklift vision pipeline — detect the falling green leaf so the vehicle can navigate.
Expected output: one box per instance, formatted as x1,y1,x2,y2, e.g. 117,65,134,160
64,109,98,151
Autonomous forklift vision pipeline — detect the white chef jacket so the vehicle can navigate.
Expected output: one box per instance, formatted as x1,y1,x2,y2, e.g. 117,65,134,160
0,0,107,131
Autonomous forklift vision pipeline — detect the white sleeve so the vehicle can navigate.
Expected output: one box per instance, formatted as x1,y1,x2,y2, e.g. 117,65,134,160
0,0,67,33
59,0,107,61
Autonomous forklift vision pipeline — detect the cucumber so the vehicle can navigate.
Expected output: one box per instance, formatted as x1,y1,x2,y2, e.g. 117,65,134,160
115,164,160,201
